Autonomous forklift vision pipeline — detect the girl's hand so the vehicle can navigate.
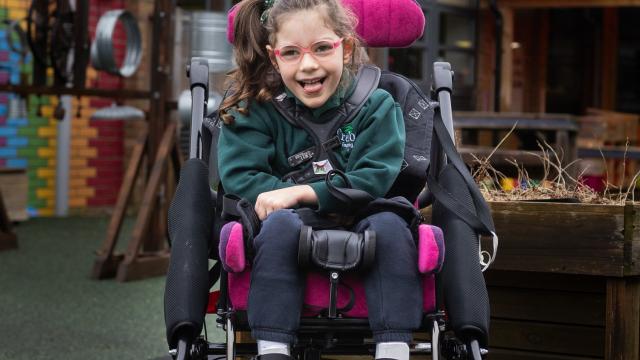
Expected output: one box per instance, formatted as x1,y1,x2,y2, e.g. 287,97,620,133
255,185,318,220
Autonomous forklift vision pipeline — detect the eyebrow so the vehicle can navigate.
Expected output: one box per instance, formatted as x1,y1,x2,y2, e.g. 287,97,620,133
277,37,338,47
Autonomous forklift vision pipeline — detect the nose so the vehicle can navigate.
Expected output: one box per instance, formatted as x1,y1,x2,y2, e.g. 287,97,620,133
298,52,319,71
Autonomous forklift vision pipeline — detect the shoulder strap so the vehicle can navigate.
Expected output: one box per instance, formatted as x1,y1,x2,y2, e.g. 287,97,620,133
427,111,496,236
271,64,381,130
341,64,382,123
274,65,381,171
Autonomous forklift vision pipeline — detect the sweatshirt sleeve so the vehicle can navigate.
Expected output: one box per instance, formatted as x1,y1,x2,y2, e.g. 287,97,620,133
217,104,294,204
309,90,405,212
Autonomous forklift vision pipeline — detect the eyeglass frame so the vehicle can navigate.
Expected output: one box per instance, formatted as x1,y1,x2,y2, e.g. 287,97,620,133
272,38,344,63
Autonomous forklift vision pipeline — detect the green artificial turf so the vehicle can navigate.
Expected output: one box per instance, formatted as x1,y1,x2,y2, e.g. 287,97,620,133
0,216,223,360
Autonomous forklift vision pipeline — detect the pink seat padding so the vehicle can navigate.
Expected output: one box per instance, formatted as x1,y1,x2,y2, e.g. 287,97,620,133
418,224,445,274
226,270,437,317
219,223,444,316
219,221,246,273
226,0,425,48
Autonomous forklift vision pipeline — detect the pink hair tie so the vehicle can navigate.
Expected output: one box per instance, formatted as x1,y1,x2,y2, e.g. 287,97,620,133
226,0,425,48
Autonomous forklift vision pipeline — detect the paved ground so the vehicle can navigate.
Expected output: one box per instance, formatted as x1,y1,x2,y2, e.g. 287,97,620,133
0,216,223,360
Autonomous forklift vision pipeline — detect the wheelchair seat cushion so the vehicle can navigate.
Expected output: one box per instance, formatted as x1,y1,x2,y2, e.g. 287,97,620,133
216,221,443,317
226,0,425,48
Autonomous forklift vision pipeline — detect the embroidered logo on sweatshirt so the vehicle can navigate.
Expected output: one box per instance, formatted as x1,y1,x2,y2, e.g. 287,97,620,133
337,124,356,152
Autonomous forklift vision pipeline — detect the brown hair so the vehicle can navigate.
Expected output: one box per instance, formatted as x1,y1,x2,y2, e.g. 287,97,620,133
219,0,368,124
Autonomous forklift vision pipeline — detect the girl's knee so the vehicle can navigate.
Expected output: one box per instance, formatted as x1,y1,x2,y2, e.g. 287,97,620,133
366,212,413,248
262,209,301,229
367,212,408,232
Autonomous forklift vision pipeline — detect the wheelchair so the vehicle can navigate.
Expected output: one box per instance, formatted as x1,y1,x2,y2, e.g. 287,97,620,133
164,4,497,359
163,60,495,360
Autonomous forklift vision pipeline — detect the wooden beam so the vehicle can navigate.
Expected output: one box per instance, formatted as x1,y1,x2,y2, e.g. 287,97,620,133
116,121,177,282
91,128,147,279
605,278,640,360
475,9,497,111
601,8,618,110
533,10,549,113
499,6,514,112
0,84,151,99
498,0,640,8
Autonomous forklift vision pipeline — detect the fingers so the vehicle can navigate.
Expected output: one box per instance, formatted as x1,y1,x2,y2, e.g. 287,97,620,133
255,191,290,220
255,204,273,221
254,195,275,220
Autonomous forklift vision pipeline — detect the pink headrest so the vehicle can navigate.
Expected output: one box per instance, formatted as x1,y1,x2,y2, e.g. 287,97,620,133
226,0,425,48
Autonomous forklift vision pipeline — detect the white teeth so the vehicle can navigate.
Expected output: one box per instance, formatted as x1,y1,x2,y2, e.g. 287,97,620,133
300,78,323,84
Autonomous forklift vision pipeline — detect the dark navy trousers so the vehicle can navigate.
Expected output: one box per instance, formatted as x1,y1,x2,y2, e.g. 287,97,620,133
247,209,423,345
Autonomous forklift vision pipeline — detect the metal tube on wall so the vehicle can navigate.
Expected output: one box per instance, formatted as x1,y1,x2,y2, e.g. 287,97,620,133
56,95,72,216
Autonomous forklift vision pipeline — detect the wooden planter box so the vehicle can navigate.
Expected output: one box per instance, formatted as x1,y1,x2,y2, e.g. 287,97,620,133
483,201,640,360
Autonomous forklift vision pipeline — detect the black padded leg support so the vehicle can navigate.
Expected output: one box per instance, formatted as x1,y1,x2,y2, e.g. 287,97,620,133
164,159,214,348
432,164,490,346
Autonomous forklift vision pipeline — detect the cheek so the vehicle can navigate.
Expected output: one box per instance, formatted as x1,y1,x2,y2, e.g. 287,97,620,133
279,68,297,85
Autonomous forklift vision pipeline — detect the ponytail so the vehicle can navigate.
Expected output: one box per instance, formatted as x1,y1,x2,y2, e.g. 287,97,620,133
220,0,280,124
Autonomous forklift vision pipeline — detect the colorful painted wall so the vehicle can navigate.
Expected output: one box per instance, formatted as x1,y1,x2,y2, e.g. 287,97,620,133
0,0,131,217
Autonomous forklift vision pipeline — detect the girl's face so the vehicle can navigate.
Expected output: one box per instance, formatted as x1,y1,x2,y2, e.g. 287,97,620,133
267,9,353,109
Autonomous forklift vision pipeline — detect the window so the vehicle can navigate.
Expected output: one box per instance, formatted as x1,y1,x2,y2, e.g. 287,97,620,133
387,0,478,110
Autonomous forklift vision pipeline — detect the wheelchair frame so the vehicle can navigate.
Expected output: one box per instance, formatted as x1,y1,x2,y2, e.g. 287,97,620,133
167,58,487,360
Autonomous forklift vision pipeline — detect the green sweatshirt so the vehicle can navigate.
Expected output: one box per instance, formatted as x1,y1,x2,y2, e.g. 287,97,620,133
217,86,405,213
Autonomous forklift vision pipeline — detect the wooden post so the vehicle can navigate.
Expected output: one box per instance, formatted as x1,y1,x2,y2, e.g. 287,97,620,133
605,278,640,360
115,122,177,281
531,9,548,113
141,0,176,255
499,6,514,112
0,191,17,252
91,129,147,279
91,0,179,282
601,8,618,110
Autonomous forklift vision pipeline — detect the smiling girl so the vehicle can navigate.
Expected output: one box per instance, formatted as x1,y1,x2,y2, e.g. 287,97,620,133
217,1,422,359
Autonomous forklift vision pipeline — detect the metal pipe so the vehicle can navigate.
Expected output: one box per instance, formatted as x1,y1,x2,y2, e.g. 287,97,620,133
55,96,72,216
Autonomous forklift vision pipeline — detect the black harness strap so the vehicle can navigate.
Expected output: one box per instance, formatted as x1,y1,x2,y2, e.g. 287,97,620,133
273,65,381,184
427,112,495,236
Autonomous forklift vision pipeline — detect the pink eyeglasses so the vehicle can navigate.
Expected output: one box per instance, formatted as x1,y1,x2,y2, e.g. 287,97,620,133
274,38,343,63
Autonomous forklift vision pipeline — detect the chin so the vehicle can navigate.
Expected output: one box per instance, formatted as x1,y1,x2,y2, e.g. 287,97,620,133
300,97,327,109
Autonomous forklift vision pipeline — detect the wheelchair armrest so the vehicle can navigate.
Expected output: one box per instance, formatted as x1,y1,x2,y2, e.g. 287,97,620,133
219,221,246,273
418,224,445,274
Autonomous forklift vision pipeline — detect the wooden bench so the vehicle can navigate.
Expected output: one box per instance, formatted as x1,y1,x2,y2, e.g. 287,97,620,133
453,112,579,178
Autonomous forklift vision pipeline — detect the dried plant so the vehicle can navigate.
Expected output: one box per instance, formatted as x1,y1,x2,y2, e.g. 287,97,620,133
470,132,640,205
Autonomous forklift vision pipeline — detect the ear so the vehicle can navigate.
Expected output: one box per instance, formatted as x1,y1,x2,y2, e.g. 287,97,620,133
342,37,354,64
266,45,280,72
